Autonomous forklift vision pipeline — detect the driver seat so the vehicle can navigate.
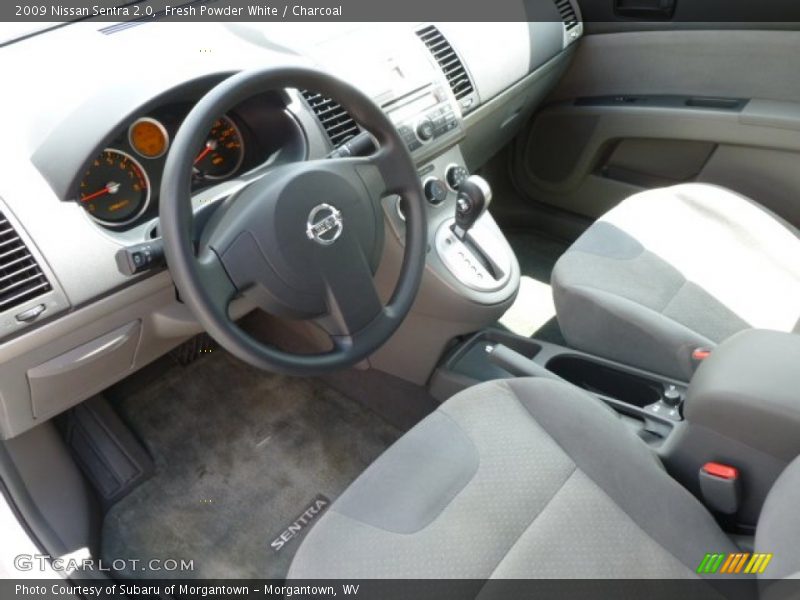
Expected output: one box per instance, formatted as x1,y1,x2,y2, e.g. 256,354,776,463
288,377,796,580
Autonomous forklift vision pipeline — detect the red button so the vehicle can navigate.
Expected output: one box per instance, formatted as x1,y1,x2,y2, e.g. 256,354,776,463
692,348,712,361
703,462,739,480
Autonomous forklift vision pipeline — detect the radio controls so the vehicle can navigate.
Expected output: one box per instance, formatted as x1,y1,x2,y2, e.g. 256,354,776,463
397,124,422,151
390,90,461,154
416,118,435,142
445,164,469,191
423,177,448,205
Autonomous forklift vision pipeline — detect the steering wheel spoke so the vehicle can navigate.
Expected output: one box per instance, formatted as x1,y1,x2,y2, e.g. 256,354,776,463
314,232,385,338
374,144,413,195
196,248,238,317
346,147,409,197
321,153,390,206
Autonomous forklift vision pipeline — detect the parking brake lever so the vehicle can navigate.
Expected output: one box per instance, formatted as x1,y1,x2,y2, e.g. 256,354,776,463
487,344,622,419
486,344,567,383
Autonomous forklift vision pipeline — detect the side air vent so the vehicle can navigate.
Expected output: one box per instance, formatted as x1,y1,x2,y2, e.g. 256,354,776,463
300,90,360,147
554,0,579,31
416,25,476,108
0,210,51,313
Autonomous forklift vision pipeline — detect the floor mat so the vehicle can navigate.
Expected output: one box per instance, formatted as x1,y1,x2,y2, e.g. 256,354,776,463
506,231,567,284
498,231,570,345
101,350,402,579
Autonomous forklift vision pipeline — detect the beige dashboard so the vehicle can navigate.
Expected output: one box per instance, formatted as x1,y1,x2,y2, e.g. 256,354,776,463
0,16,581,438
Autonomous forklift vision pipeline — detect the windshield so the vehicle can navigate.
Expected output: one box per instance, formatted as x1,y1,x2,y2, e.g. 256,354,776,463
0,23,65,45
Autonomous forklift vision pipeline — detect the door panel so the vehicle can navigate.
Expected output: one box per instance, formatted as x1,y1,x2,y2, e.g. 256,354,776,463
603,138,716,187
552,30,800,105
515,28,800,226
697,145,800,226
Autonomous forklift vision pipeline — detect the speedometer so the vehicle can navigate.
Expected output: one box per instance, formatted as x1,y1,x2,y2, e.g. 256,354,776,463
78,149,150,226
192,115,245,181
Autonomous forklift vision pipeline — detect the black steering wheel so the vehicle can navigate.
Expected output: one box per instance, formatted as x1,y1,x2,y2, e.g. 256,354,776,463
159,67,427,376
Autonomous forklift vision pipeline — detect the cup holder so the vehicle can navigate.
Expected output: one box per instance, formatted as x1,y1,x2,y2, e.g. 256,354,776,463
546,355,663,408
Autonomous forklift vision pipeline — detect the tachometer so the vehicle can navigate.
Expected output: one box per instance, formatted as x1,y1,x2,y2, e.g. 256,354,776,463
78,149,150,226
192,115,245,181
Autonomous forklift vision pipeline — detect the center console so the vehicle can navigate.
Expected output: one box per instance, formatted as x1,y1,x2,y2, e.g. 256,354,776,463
375,55,519,301
431,329,687,442
364,65,520,385
369,140,520,384
432,326,800,531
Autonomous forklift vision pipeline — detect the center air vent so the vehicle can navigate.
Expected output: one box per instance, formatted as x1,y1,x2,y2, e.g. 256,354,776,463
554,0,579,31
416,25,476,110
0,210,51,313
300,90,360,148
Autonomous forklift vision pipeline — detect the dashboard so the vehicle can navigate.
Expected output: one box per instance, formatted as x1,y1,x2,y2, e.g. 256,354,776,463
0,12,583,438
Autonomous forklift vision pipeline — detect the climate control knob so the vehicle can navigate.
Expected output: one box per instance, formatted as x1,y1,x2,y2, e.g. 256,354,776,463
424,178,448,205
416,118,435,142
446,164,469,190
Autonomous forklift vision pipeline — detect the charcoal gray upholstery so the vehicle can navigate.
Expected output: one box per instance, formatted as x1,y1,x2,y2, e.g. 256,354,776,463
551,184,800,380
288,377,738,579
756,455,800,582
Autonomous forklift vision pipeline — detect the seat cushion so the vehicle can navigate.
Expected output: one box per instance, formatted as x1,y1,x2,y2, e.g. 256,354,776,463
288,378,737,579
756,454,800,581
551,184,800,380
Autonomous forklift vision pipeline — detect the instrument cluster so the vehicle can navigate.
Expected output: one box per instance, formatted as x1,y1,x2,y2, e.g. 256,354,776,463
77,107,248,228
74,91,305,230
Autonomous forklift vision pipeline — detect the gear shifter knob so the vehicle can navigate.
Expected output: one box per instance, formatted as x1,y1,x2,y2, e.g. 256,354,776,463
453,175,492,240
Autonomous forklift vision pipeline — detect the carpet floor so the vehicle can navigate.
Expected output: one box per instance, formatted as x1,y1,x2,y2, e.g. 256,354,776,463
101,350,402,579
498,231,570,345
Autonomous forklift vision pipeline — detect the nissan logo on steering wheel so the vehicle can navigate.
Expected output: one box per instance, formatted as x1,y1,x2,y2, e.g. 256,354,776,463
305,203,344,245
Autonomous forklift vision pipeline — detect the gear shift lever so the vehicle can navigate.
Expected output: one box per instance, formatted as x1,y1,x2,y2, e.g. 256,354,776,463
452,175,492,240
435,173,511,291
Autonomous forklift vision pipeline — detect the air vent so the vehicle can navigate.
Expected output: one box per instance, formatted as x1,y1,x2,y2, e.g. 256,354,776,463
416,25,475,103
554,0,579,31
0,211,51,313
300,90,360,148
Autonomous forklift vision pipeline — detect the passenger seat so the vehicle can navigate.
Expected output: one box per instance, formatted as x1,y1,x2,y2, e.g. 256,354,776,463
551,183,800,380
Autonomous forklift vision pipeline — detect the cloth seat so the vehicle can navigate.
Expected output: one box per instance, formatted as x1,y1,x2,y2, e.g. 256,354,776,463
288,378,739,579
551,184,800,380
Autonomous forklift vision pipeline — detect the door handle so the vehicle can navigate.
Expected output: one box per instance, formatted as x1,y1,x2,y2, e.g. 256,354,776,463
614,0,676,19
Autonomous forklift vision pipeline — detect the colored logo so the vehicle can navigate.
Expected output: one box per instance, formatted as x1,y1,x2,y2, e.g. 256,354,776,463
697,552,773,574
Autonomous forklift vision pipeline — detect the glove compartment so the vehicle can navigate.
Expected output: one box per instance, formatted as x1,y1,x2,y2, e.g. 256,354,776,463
27,321,141,421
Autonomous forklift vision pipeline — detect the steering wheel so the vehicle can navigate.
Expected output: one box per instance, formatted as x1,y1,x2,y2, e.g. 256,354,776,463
159,67,427,376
